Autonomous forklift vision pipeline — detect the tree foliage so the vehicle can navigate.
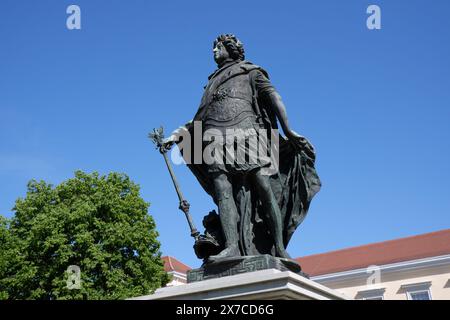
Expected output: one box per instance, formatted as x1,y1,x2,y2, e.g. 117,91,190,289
0,171,169,299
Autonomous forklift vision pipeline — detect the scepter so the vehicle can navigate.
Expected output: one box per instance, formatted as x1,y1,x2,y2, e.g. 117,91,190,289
149,127,200,240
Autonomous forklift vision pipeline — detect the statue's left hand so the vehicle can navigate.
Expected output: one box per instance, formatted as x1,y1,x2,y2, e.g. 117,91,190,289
286,129,309,151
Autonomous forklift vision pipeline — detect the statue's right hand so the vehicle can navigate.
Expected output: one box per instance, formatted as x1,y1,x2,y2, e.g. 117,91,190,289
160,135,177,153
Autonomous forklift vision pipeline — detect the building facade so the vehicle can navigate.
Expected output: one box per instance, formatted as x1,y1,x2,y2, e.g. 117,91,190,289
161,256,190,286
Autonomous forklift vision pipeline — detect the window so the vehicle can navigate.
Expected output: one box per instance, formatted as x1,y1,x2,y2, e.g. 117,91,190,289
364,296,384,300
401,281,432,300
356,288,385,300
408,291,431,300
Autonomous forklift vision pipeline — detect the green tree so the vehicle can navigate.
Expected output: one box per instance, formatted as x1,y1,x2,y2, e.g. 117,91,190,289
0,215,13,299
0,171,169,299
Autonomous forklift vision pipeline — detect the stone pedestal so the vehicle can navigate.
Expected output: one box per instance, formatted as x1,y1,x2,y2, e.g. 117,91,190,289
187,255,307,283
130,269,350,300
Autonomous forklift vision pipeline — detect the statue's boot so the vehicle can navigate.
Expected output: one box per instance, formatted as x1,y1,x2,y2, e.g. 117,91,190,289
208,244,240,261
276,247,292,260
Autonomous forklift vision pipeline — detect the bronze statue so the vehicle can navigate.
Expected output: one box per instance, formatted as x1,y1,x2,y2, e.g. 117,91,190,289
158,34,321,271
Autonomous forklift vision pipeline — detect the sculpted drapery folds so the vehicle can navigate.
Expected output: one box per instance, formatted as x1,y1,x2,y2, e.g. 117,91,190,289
163,34,321,264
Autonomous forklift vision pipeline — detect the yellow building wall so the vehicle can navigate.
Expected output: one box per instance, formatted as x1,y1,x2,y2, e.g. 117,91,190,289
321,264,450,300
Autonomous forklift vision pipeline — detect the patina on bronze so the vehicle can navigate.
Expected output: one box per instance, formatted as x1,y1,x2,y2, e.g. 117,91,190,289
155,34,321,278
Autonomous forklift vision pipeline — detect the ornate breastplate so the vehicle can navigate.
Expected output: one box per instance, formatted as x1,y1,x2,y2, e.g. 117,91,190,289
203,69,255,127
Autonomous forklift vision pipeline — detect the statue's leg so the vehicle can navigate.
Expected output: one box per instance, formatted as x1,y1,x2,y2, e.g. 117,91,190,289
251,169,291,259
208,172,240,259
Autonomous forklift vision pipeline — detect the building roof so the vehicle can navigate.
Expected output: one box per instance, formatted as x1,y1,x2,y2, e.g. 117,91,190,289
162,256,192,274
296,229,450,276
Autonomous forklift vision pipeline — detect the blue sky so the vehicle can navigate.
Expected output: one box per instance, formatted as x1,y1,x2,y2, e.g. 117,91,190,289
1,0,449,269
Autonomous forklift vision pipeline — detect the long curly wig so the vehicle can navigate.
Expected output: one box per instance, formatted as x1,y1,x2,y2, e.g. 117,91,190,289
213,34,245,61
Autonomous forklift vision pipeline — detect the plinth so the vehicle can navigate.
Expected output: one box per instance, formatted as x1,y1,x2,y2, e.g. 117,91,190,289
187,254,307,283
130,269,349,300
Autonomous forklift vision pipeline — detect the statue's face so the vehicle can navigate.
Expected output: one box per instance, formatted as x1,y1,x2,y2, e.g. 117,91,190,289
213,42,230,65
